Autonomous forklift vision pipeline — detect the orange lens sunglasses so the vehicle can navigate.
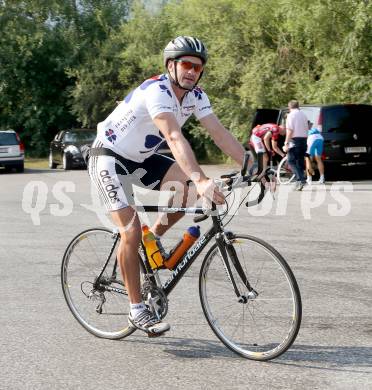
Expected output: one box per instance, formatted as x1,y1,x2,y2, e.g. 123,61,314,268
174,59,204,73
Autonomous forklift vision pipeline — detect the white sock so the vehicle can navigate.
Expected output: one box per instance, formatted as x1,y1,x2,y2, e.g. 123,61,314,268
130,302,146,317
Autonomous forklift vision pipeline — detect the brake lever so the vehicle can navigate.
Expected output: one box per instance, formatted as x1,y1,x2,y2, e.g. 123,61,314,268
242,176,252,185
220,171,239,179
225,175,252,191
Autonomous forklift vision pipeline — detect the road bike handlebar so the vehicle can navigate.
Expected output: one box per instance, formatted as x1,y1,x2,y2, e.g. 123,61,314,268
192,152,274,222
139,153,273,222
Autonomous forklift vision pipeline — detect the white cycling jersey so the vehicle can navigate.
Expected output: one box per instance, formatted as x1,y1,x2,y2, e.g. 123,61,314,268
95,74,213,162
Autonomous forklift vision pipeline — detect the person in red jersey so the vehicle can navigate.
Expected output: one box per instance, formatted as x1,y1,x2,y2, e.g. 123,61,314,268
249,123,286,173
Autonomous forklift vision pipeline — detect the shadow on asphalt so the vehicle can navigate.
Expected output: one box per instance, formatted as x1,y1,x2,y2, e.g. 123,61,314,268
122,335,237,359
122,336,372,371
272,344,372,373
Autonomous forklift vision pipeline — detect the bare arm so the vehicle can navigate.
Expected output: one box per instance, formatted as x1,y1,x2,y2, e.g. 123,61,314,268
153,112,224,204
199,113,245,166
284,128,293,144
153,112,206,180
283,124,294,153
284,114,294,146
263,132,272,152
272,139,285,157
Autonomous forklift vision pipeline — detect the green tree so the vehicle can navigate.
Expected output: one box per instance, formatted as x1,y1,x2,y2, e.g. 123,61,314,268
68,1,165,127
1,0,370,159
0,3,75,155
0,0,131,156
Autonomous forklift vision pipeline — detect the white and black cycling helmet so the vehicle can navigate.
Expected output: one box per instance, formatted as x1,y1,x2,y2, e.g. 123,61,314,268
164,36,208,90
163,36,208,67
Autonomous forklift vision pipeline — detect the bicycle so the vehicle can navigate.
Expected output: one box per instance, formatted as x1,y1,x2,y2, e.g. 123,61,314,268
276,154,296,185
61,155,302,361
245,148,295,185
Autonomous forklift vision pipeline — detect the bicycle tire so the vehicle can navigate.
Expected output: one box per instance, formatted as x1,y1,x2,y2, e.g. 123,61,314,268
277,155,296,185
61,227,136,339
199,234,302,361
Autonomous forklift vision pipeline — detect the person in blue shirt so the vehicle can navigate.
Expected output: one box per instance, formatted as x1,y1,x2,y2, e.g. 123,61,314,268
305,127,325,184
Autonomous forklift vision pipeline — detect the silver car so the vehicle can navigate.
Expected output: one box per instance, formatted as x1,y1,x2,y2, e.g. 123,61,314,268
0,130,25,172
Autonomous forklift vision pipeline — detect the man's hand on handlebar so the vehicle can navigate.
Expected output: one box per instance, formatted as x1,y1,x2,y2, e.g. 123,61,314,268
194,178,225,205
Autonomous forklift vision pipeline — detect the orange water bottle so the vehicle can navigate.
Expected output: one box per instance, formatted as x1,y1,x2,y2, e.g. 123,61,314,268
164,226,200,270
142,225,164,269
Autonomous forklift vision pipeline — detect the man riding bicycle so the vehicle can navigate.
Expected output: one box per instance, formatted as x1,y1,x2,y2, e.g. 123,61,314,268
249,123,286,173
88,36,246,336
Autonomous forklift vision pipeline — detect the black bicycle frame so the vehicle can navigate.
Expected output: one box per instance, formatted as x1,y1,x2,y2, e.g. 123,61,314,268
98,204,253,299
161,224,215,294
142,204,254,298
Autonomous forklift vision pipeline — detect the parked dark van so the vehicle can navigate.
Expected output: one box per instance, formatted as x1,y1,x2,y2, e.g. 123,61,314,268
251,104,372,169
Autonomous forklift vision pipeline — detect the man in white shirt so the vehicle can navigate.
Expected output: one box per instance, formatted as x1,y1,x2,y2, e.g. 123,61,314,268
283,100,309,190
88,36,247,336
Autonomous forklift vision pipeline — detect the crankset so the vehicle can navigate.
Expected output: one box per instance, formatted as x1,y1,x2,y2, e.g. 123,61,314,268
142,281,168,320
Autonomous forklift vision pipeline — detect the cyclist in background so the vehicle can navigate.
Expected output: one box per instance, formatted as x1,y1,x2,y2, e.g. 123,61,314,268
88,36,247,336
249,123,286,173
305,127,325,184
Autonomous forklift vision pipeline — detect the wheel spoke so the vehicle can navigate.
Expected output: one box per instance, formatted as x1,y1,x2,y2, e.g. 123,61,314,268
61,228,135,339
277,156,296,184
199,235,301,360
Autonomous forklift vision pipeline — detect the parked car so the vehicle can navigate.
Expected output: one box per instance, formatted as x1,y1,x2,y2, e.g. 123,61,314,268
49,128,96,170
0,130,25,172
250,104,372,170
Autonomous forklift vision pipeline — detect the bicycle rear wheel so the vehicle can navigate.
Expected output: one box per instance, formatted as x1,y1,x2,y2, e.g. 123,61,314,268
199,234,302,361
277,155,296,184
61,227,136,339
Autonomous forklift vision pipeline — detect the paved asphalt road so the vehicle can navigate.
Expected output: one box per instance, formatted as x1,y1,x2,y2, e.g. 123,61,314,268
1,165,371,390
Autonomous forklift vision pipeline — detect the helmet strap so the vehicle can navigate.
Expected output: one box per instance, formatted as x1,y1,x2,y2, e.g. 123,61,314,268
168,61,203,91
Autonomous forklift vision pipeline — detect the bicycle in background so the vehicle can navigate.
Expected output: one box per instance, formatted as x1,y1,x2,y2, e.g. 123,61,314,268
276,154,296,184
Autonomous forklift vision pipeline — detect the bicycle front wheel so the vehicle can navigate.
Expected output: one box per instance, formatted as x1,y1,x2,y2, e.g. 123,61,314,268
61,227,136,339
199,234,302,361
277,155,296,184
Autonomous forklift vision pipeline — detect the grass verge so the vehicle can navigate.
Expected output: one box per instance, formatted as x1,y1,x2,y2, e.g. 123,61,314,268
25,158,49,169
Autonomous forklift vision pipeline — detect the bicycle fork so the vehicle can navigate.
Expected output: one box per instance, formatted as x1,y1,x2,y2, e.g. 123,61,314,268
215,233,258,303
